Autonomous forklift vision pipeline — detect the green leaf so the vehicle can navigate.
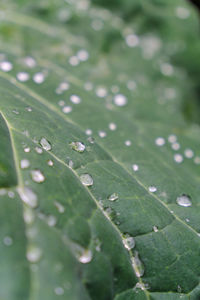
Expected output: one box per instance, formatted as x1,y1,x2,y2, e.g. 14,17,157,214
0,0,200,299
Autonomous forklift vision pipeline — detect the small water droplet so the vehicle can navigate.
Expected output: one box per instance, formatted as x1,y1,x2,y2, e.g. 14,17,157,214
27,247,42,263
125,140,131,146
149,186,157,193
16,72,30,82
80,174,93,186
12,109,19,115
123,234,135,250
78,249,92,264
8,191,15,198
3,236,13,246
153,226,158,232
54,286,64,296
62,106,72,113
54,201,65,213
47,159,54,166
0,61,13,72
168,134,177,143
108,193,118,201
31,170,45,183
125,34,139,47
77,49,89,61
172,142,180,151
40,137,52,151
47,215,57,227
98,131,107,138
109,122,117,131
132,164,139,172
70,94,81,104
131,251,144,277
184,148,194,159
33,72,45,84
25,107,32,112
20,159,30,169
24,146,31,153
155,137,165,146
85,129,92,135
174,154,183,163
24,56,36,68
114,94,127,106
35,147,43,154
87,136,95,144
96,87,107,98
18,187,38,207
176,194,192,207
70,141,85,153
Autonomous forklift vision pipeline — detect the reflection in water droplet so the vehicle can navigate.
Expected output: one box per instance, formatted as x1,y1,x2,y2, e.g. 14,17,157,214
176,194,192,207
31,170,45,183
131,251,144,277
149,186,157,193
20,159,30,169
70,141,85,153
80,174,93,186
78,249,92,264
123,234,135,250
18,187,38,207
108,193,118,201
27,247,42,263
40,137,52,151
33,72,45,84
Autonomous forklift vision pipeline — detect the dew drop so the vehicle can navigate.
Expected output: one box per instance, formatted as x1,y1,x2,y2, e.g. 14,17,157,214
0,61,13,72
40,137,52,151
33,72,45,84
132,164,139,172
108,193,118,201
131,251,144,277
31,170,45,183
174,153,183,163
8,191,15,198
176,6,190,19
160,63,174,76
125,34,139,47
77,49,89,62
168,134,177,143
96,87,107,98
3,236,13,246
70,94,81,104
98,130,107,138
54,201,65,213
109,122,117,131
70,141,85,153
47,215,57,227
155,137,165,146
54,287,64,296
176,194,192,207
69,55,79,66
149,186,157,193
62,106,72,114
153,226,158,232
47,159,54,166
125,140,131,146
78,249,92,264
123,234,135,250
184,148,194,159
87,136,95,144
85,129,92,135
35,147,43,154
20,159,30,169
80,174,93,186
18,187,38,207
16,72,30,82
172,142,180,151
114,94,127,107
27,247,42,263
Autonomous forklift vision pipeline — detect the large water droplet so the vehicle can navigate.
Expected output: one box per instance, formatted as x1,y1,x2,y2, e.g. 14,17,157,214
78,249,92,264
18,187,38,207
17,72,30,82
108,193,118,201
114,94,127,107
31,170,45,183
20,159,30,169
27,247,42,263
123,234,135,250
131,251,144,277
70,141,85,153
176,194,192,207
80,174,93,186
40,137,52,151
0,61,13,72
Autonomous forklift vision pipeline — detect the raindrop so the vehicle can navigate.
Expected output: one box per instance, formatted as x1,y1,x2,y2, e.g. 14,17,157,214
132,164,139,172
78,249,92,264
26,107,32,112
96,87,107,98
155,137,165,146
125,140,131,146
174,154,183,163
109,122,117,131
98,131,107,138
108,193,118,202
16,72,30,82
40,137,52,151
18,187,38,207
160,63,174,76
69,56,79,66
47,159,54,166
194,156,200,165
24,147,30,153
54,287,64,296
131,251,144,277
153,226,158,232
0,61,13,72
20,159,30,169
85,129,92,135
123,234,135,250
70,94,81,104
125,34,139,47
62,106,72,114
27,247,42,263
54,201,65,213
70,141,85,153
168,134,177,143
80,174,93,186
114,94,127,107
35,147,43,154
3,236,13,246
149,186,157,193
12,109,19,115
31,170,45,183
176,194,192,207
184,149,194,159
33,72,45,84
172,142,180,151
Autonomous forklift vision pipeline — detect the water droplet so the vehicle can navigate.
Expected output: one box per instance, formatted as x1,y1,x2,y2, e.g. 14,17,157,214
47,215,57,227
176,194,192,207
70,94,81,104
54,287,64,296
24,56,36,68
23,207,35,224
25,107,32,112
0,61,13,72
109,122,117,131
35,147,43,154
33,72,45,84
70,141,85,153
176,7,190,19
3,236,13,246
69,55,79,66
132,164,139,172
98,131,106,138
123,234,135,250
155,137,165,146
87,136,95,144
78,249,92,264
153,226,158,232
149,186,157,193
27,247,42,263
18,187,38,207
184,148,194,159
31,170,45,183
125,140,131,146
54,201,65,213
62,106,72,113
80,174,93,186
85,129,92,135
20,159,30,169
56,81,69,94
172,142,180,151
114,94,127,107
125,34,139,47
160,63,174,76
131,251,144,277
174,154,183,163
16,72,30,82
77,49,89,61
168,134,177,143
12,109,19,115
108,193,118,201
96,87,107,98
47,159,54,166
194,156,200,165
8,191,15,198
40,137,52,151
